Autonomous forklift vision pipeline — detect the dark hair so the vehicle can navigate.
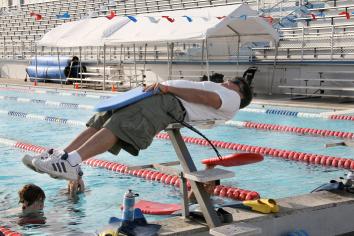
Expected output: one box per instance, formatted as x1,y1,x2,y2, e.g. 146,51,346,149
72,56,79,61
19,184,46,207
201,73,224,83
231,77,253,109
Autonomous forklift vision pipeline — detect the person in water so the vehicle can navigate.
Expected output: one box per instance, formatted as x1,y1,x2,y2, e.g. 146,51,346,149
23,78,253,181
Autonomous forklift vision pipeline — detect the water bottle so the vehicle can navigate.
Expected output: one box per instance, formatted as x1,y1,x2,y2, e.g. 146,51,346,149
122,189,139,221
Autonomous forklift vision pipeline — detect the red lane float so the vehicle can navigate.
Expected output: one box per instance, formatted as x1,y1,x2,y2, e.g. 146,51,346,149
11,140,260,201
134,200,182,215
243,121,354,139
0,226,22,236
330,114,354,121
202,153,264,167
83,159,259,201
155,133,354,171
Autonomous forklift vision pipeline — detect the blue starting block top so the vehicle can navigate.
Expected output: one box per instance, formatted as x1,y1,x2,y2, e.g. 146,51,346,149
94,87,159,112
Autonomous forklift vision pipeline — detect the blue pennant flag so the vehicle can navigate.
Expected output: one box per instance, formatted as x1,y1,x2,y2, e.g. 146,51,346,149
240,14,247,20
56,12,70,19
127,15,137,22
182,15,192,22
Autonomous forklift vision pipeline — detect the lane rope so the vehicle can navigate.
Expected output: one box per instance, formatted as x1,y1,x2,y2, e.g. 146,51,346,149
155,133,354,171
0,85,112,99
0,226,22,236
0,137,259,201
242,108,354,121
0,95,94,110
225,120,354,139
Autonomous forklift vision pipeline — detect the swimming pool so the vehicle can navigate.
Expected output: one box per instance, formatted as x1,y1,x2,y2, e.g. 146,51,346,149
0,85,353,235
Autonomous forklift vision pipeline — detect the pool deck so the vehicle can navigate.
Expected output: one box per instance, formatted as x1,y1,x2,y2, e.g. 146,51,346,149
1,78,354,111
156,190,354,236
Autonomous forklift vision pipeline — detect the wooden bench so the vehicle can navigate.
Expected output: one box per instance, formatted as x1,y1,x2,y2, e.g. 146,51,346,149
279,85,354,99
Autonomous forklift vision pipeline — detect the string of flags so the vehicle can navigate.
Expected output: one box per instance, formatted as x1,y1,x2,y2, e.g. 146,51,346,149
305,11,353,21
28,10,266,24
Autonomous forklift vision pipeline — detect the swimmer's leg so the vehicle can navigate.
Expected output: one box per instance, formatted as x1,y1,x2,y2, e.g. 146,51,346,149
64,127,99,153
76,128,118,161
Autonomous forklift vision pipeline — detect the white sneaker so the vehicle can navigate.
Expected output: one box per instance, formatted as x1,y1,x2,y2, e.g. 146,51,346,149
32,151,81,181
22,149,55,172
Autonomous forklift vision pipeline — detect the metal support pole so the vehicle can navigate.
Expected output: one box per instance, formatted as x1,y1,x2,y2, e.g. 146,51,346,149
103,44,106,91
269,40,278,95
330,25,334,60
79,47,83,88
35,44,38,83
205,39,210,80
166,128,221,228
133,43,137,86
167,43,171,80
170,42,174,80
301,26,304,61
57,47,63,87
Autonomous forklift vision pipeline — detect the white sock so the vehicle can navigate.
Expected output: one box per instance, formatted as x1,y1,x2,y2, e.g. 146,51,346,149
68,151,82,166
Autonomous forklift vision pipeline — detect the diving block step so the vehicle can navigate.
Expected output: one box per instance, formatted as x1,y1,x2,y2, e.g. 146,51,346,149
210,223,262,236
184,168,234,183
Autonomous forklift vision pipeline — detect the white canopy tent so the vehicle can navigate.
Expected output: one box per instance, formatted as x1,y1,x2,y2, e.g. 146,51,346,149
35,3,279,88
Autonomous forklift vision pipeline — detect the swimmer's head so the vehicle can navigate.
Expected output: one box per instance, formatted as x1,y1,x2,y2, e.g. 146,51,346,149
18,184,46,211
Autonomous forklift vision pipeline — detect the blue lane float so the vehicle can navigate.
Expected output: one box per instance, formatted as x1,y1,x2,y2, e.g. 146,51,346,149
0,95,94,110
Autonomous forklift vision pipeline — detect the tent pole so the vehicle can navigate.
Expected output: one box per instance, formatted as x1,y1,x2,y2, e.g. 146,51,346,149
201,40,205,77
237,36,240,75
143,43,147,85
35,43,38,84
205,39,210,81
170,42,174,81
57,47,62,87
79,47,82,89
133,43,137,86
103,44,106,91
167,42,171,80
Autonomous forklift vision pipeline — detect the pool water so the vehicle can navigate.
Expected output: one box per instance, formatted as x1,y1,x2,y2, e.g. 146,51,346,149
0,87,353,235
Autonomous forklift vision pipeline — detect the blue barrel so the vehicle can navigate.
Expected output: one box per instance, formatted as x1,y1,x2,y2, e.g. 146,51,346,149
46,67,66,80
30,56,71,67
26,66,47,81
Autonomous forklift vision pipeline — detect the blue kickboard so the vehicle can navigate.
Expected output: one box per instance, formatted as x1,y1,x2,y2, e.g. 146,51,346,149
94,87,159,112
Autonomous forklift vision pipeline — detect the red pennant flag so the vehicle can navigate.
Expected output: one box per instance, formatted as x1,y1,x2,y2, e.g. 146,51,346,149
339,11,350,20
106,10,116,20
309,13,316,20
216,16,226,20
261,16,273,24
30,12,42,21
162,16,175,23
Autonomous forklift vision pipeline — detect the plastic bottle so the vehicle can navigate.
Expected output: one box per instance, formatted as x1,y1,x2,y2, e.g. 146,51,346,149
122,189,139,221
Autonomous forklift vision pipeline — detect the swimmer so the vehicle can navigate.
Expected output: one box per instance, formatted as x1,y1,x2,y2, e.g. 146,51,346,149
0,184,46,225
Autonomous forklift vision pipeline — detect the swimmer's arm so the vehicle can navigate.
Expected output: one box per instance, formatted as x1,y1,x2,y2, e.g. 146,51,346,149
144,83,222,109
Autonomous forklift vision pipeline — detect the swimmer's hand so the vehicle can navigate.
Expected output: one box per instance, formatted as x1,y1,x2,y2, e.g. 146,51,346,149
143,83,169,94
68,178,85,196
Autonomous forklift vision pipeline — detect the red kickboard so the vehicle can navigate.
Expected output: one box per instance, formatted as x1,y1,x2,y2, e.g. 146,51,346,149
134,200,181,215
202,153,264,167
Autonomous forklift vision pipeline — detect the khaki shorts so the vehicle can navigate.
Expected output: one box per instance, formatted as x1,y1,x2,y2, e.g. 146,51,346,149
86,94,186,156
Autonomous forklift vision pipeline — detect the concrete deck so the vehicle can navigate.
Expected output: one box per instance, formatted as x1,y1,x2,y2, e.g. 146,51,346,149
156,190,354,236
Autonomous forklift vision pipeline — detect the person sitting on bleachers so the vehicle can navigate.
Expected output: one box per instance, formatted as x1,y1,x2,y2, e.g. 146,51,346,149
64,56,87,79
